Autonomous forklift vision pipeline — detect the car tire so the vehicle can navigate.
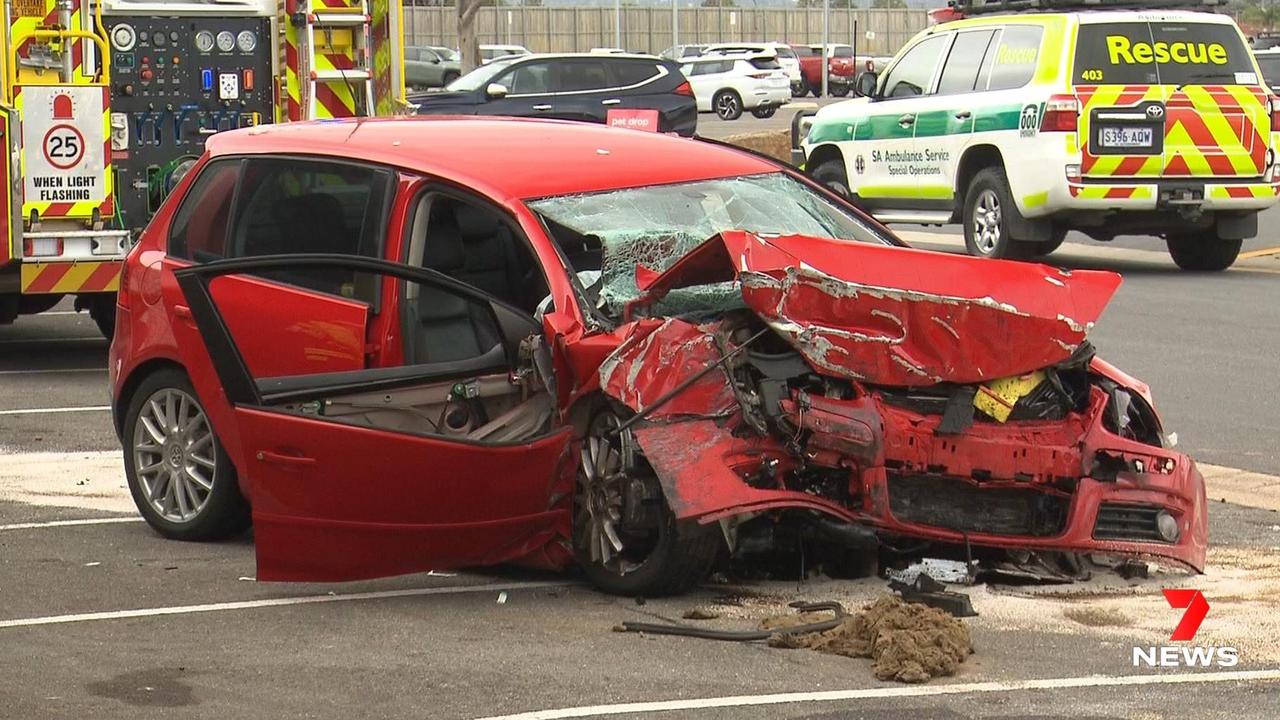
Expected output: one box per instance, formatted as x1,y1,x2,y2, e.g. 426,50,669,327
574,410,720,597
1032,228,1068,257
713,90,743,121
811,156,855,202
123,368,250,541
751,105,778,119
441,71,459,87
962,167,1038,260
830,85,850,97
1166,232,1243,271
809,82,822,97
790,83,806,99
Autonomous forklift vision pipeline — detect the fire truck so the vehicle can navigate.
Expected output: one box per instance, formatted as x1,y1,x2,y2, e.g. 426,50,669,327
0,0,407,337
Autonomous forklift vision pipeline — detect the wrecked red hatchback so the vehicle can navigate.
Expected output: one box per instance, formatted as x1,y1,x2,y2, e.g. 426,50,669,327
109,118,1206,596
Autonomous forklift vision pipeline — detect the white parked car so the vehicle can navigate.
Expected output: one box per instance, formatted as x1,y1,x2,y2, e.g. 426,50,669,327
480,44,531,64
703,42,804,97
679,54,791,120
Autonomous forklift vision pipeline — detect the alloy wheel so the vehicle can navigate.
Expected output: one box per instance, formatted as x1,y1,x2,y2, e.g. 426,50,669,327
132,388,217,523
716,94,740,120
574,414,655,576
972,188,1002,254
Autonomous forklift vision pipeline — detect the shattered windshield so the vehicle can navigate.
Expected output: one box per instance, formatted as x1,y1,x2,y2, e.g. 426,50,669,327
528,172,889,321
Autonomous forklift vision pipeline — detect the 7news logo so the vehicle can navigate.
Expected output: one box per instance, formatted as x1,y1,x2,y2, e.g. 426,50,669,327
1133,589,1239,667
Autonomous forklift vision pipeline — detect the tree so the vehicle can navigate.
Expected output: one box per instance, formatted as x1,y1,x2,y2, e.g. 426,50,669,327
1244,0,1280,31
458,0,484,72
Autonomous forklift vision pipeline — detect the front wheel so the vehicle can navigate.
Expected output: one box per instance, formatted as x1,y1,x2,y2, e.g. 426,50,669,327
751,105,778,119
573,411,720,597
810,156,853,202
713,90,743,121
962,167,1037,260
1166,232,1243,271
441,71,459,87
123,369,250,541
829,85,850,97
790,83,806,99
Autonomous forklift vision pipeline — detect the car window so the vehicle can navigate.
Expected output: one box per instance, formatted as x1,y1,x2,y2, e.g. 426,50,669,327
775,46,796,60
750,57,781,71
1073,22,1253,85
792,45,813,57
503,61,555,94
987,25,1043,90
227,158,392,297
937,30,997,94
1256,53,1280,86
881,34,949,98
557,60,612,92
832,46,853,58
609,60,660,87
168,159,239,263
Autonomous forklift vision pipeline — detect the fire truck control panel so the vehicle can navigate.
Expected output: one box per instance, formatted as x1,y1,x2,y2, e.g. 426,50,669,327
104,14,273,227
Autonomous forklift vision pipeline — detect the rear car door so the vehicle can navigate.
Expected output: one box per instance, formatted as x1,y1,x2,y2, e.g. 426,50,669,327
487,60,560,118
173,254,571,582
1072,19,1268,182
924,28,999,199
548,59,617,124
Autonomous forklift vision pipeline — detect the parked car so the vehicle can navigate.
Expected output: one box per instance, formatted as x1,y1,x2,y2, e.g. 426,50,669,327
803,7,1276,270
791,43,858,96
703,42,805,97
659,43,708,60
410,54,697,136
405,46,462,89
109,117,1206,596
480,44,531,64
679,53,791,120
1253,47,1280,94
428,45,460,62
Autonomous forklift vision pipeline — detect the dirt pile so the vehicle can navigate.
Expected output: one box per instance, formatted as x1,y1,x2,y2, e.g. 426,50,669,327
767,597,973,683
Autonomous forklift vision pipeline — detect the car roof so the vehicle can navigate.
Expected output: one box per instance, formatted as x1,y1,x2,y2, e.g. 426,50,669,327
205,117,778,202
938,9,1238,29
513,52,662,61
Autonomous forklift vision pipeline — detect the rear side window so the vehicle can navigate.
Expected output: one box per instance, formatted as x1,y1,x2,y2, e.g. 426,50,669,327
1073,22,1254,85
558,61,612,92
775,47,796,59
987,26,1043,90
938,30,997,94
168,160,239,262
750,57,781,71
504,62,554,94
881,34,949,98
609,60,661,87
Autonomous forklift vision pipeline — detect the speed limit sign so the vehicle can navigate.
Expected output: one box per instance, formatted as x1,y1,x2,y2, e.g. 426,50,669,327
43,124,86,170
21,86,106,204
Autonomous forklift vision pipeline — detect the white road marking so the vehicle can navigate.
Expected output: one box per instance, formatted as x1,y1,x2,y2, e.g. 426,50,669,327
0,581,571,630
0,367,105,376
0,405,111,416
473,669,1280,720
0,517,142,532
0,337,103,344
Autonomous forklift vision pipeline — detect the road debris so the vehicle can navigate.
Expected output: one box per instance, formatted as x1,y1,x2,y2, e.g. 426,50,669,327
768,597,974,683
888,574,977,617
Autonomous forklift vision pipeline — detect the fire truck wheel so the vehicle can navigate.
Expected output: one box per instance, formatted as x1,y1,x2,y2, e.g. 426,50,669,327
123,369,251,541
88,296,117,340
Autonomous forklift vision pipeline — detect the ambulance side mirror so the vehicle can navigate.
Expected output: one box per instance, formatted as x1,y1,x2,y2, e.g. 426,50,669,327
854,71,878,99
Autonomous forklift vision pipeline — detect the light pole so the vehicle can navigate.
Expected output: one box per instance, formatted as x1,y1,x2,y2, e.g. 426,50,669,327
673,0,679,49
615,0,621,49
821,0,830,97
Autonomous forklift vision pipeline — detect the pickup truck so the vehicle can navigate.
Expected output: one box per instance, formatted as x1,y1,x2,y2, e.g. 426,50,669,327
791,43,857,96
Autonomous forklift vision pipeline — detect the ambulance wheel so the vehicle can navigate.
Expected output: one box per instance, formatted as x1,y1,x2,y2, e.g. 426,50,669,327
1166,233,1242,271
714,90,743,120
963,167,1037,260
751,105,778,119
811,157,855,203
1033,229,1068,257
123,369,251,542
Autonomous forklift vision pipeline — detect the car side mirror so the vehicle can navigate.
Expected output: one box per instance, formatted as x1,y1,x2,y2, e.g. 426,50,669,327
486,83,509,99
854,71,878,98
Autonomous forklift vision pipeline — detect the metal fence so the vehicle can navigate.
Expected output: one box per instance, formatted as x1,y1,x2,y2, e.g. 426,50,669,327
403,7,930,57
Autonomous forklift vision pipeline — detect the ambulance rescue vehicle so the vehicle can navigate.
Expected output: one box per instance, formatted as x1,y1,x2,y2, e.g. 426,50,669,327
0,0,407,337
802,0,1279,270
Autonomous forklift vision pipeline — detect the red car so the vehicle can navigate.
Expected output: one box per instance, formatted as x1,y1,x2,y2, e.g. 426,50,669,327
108,117,1206,596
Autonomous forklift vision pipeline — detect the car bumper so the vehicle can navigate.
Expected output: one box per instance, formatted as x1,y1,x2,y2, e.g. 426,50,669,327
1025,180,1280,216
748,86,792,108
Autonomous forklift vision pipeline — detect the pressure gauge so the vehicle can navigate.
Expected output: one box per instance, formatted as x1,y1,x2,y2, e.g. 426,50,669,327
194,31,214,53
236,30,257,53
152,31,167,47
111,24,136,52
216,31,235,53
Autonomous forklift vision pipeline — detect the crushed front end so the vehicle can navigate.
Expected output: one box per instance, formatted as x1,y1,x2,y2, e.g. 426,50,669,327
599,232,1207,572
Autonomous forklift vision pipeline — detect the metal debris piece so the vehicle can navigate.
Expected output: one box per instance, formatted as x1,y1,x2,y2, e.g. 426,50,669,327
884,558,976,586
888,574,978,618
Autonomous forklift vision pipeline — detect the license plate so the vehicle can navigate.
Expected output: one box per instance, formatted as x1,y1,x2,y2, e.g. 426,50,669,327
1100,126,1154,148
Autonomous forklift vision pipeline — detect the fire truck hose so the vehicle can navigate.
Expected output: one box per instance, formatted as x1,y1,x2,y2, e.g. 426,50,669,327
616,600,846,642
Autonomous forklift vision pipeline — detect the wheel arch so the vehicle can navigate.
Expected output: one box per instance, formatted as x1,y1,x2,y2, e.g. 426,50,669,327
955,144,1006,214
112,356,188,440
805,143,845,176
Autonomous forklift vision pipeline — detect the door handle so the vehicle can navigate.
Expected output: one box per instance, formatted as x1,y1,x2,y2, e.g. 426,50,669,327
601,98,621,105
256,450,316,468
898,114,915,126
954,110,972,120
532,104,553,111
173,305,196,327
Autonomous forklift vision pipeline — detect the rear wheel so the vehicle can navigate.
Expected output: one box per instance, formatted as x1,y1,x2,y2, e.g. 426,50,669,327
123,369,250,541
713,89,743,121
751,105,778,119
790,83,806,98
1166,232,1242,271
830,85,850,97
573,410,720,597
809,82,822,97
962,167,1038,260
